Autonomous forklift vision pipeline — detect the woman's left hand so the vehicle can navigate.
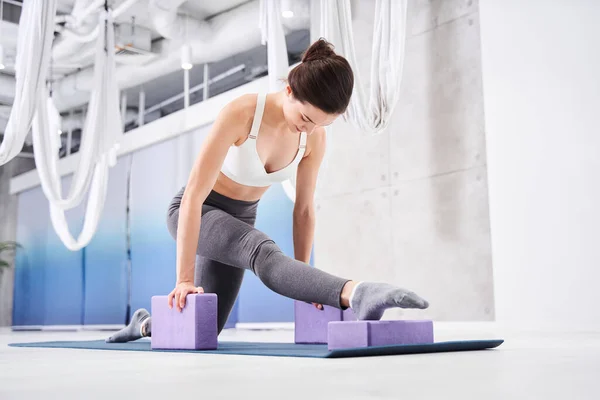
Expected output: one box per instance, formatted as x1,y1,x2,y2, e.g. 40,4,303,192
313,303,323,310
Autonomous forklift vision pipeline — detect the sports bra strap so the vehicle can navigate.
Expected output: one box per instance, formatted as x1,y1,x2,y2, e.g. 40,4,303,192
299,132,307,149
248,93,267,139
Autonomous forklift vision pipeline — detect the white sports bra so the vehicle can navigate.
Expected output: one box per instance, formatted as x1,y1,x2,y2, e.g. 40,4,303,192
220,93,307,188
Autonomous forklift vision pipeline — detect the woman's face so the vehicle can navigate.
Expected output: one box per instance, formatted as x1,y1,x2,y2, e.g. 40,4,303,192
282,86,339,135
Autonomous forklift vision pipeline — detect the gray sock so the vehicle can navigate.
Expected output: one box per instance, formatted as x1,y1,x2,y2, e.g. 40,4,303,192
105,309,150,343
350,282,429,320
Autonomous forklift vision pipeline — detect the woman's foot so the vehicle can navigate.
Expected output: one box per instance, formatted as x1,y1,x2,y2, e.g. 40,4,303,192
105,309,150,343
343,281,429,320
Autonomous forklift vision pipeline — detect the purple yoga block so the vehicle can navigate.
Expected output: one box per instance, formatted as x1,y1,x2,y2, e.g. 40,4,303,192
151,293,218,350
294,300,356,344
327,320,434,350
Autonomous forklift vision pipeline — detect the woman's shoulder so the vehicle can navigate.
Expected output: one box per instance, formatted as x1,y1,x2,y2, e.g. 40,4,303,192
212,94,261,139
206,94,261,145
222,94,260,120
305,126,327,158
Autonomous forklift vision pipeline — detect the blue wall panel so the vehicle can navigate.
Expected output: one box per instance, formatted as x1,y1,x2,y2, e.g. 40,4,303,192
82,157,129,324
13,186,51,326
14,175,85,325
39,175,86,325
129,138,180,315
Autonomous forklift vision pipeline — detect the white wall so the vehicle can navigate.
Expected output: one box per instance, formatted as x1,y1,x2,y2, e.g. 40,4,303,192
314,0,494,322
480,0,600,330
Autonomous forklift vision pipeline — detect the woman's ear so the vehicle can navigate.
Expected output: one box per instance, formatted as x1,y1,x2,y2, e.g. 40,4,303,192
286,85,293,97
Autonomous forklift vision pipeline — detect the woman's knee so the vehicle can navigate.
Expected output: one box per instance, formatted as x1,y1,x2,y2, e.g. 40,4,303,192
166,208,179,240
251,240,283,279
197,210,272,263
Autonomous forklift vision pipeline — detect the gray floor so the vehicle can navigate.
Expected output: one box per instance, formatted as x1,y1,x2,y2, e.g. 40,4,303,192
1,323,599,400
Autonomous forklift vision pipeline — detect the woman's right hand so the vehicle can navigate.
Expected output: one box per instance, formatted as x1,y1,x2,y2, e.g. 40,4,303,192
168,281,204,312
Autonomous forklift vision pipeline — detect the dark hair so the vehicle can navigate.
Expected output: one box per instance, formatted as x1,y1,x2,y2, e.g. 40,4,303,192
287,38,354,115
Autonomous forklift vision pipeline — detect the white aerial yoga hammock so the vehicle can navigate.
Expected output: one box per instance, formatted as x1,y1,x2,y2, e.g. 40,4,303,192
258,0,300,202
2,0,121,250
259,0,289,92
260,0,409,136
260,0,408,136
319,0,408,135
259,0,408,202
31,9,123,251
0,0,57,165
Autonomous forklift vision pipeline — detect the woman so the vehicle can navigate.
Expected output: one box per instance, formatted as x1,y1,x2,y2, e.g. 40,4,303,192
106,39,428,343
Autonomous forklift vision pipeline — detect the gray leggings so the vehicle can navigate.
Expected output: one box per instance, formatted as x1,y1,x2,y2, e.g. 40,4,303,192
166,187,350,333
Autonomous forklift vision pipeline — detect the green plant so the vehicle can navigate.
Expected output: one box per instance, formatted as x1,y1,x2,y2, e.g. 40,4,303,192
0,241,21,269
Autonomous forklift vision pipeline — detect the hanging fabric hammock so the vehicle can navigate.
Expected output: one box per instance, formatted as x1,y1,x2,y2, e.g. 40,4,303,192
320,0,408,136
259,0,289,92
2,1,121,250
259,0,300,201
32,9,123,251
259,0,408,202
0,0,57,165
260,0,408,136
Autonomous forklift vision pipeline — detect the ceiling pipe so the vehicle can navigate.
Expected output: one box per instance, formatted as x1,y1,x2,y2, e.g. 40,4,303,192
52,0,143,62
149,0,210,41
71,0,104,28
52,0,102,62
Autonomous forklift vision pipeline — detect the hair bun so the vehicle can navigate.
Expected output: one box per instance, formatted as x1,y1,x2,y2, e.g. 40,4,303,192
302,38,336,63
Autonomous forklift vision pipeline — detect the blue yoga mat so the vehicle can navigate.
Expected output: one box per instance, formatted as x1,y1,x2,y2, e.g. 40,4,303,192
9,339,503,358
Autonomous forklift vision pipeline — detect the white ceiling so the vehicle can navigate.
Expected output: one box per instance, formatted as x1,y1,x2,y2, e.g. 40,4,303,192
180,0,251,20
53,0,253,41
54,0,252,20
0,0,307,94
